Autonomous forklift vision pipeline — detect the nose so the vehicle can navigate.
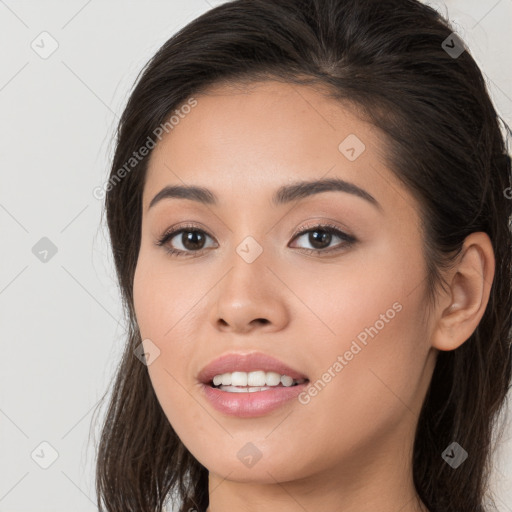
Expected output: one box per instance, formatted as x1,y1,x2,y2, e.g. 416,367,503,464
210,249,289,334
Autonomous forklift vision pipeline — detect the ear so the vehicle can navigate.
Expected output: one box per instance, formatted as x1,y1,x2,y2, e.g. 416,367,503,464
431,232,495,351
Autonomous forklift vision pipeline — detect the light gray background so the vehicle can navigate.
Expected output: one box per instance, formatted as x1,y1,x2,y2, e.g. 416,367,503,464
0,1,511,511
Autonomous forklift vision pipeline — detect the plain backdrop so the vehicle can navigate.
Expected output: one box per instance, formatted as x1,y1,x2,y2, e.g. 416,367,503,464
0,1,511,511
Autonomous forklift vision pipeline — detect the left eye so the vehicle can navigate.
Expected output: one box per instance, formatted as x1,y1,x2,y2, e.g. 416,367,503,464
289,225,356,254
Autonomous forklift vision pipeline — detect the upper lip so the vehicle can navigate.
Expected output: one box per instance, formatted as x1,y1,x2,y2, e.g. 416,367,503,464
198,351,309,384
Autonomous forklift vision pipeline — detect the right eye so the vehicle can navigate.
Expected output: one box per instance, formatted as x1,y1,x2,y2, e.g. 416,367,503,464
156,224,217,258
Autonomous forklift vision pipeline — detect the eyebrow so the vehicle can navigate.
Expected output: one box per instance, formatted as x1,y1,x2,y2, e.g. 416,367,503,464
148,177,381,211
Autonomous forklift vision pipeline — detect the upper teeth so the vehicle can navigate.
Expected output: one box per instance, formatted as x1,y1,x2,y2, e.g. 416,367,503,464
212,371,303,387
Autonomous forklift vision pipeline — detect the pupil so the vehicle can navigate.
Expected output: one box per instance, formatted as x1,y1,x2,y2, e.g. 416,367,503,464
310,230,331,249
183,230,204,250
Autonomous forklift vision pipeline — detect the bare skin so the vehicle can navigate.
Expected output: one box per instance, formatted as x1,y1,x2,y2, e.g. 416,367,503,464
132,80,495,512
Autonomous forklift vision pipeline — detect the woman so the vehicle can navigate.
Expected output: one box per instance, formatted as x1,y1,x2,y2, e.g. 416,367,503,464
94,0,512,511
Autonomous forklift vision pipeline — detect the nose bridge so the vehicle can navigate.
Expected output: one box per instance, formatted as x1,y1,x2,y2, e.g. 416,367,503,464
210,229,287,332
224,232,269,299
224,206,269,279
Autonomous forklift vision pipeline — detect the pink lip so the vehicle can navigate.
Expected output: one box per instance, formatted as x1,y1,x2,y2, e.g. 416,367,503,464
197,351,309,385
197,351,310,418
200,381,309,418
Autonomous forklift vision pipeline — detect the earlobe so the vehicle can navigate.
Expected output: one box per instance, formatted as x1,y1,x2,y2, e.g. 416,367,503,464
431,232,495,352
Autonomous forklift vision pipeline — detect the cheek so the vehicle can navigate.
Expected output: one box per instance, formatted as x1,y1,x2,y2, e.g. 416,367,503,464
133,250,201,342
277,233,425,348
133,253,206,432
277,289,430,475
271,243,429,449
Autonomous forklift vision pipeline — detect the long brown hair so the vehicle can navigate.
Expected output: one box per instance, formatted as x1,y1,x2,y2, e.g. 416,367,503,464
93,1,512,510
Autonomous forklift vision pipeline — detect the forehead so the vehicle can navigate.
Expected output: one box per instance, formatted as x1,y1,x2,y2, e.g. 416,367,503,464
143,80,390,209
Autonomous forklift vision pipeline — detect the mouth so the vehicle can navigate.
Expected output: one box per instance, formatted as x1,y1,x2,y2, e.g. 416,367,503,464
197,352,310,416
207,371,309,393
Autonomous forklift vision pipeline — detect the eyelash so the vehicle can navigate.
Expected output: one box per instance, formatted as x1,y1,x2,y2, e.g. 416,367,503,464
155,222,357,258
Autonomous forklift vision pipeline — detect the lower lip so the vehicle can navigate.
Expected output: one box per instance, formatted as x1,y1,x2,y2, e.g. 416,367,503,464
201,382,309,418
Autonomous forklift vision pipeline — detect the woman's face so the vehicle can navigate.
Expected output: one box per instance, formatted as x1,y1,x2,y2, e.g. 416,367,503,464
133,80,438,484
